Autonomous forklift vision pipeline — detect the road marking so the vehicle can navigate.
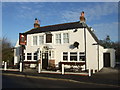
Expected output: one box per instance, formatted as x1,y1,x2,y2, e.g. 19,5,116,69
2,73,120,88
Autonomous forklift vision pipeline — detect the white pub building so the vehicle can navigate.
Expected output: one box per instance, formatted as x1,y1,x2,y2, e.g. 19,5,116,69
14,14,115,73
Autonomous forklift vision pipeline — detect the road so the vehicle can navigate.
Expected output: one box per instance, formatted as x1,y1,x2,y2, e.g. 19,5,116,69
2,73,119,88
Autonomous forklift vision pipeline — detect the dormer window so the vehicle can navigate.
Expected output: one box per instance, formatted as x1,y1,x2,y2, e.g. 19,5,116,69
46,34,52,43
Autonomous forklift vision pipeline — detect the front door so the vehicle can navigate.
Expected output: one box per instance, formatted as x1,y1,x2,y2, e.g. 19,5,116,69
103,53,110,67
42,53,48,69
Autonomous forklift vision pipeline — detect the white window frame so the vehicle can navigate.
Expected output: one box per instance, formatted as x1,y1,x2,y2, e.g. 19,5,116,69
55,33,61,44
70,52,77,61
39,35,44,45
63,33,69,44
33,36,38,46
63,52,68,61
33,52,38,60
27,53,32,60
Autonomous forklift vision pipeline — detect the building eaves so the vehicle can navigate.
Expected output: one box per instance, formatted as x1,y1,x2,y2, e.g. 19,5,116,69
24,21,83,34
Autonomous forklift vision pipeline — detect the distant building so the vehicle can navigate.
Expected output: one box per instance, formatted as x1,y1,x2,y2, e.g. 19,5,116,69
14,15,115,73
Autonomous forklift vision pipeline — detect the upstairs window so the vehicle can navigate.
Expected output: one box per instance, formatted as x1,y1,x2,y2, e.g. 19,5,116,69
63,33,69,43
39,35,44,45
33,36,37,45
46,34,52,43
56,34,61,44
27,53,32,60
70,52,77,61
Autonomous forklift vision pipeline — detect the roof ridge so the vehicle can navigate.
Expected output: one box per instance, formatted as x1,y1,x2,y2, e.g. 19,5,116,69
40,21,80,28
24,21,80,33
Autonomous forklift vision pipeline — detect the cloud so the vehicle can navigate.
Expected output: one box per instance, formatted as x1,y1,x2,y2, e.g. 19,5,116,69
15,3,44,19
92,22,118,41
61,3,118,23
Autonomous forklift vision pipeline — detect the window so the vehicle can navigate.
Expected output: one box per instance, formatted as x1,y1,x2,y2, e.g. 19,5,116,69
70,52,77,61
63,52,68,61
27,53,32,60
21,37,25,42
34,53,37,60
39,35,44,45
33,36,37,45
56,34,61,44
63,33,69,43
46,34,52,43
79,52,85,61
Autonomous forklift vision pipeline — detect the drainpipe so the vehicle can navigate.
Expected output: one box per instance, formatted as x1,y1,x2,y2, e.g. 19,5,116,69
84,27,87,70
93,43,99,72
98,44,99,71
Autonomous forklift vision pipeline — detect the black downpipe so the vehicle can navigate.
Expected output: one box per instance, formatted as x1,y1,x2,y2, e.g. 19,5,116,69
98,45,99,71
84,27,87,70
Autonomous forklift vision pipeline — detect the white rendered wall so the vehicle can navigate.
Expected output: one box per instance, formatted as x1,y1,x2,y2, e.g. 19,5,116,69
24,28,86,64
85,28,98,70
14,27,108,71
99,45,104,70
14,40,20,65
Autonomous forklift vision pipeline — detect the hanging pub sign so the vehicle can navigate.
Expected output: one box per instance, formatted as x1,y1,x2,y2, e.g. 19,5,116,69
19,33,27,45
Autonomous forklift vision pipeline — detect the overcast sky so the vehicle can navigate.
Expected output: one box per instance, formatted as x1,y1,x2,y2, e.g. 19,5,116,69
2,1,118,45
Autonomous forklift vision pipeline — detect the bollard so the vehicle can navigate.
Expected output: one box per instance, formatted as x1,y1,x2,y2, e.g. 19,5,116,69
38,63,41,73
62,64,64,75
4,62,7,71
93,69,95,74
88,68,91,77
20,62,22,72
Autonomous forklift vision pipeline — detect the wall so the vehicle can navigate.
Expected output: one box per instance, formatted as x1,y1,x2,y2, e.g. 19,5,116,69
14,27,105,71
14,40,20,65
103,49,116,68
99,45,104,70
85,28,98,70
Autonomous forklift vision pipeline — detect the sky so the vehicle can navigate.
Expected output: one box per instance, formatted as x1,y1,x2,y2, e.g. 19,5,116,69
1,1,119,45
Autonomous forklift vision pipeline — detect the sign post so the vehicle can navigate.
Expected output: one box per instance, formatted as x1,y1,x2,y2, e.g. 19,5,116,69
19,33,27,72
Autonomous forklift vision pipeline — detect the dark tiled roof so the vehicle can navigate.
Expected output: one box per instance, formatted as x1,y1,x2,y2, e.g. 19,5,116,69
24,21,84,34
86,26,99,43
24,21,99,43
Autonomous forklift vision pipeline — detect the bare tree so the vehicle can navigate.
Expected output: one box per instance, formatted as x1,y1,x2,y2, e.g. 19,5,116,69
1,37,14,65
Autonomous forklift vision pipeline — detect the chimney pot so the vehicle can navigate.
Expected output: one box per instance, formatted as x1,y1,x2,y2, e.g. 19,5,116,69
34,18,40,28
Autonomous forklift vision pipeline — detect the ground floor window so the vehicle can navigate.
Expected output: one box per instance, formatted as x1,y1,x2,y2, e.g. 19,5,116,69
62,52,85,61
27,53,32,60
70,52,77,61
34,53,37,60
63,52,68,61
79,52,85,61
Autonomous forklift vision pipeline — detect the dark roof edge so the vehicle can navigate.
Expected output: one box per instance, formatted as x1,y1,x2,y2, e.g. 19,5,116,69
86,25,104,47
86,25,99,42
24,21,80,34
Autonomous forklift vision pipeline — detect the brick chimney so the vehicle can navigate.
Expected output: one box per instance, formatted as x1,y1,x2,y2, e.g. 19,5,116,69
34,18,40,28
80,11,86,23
